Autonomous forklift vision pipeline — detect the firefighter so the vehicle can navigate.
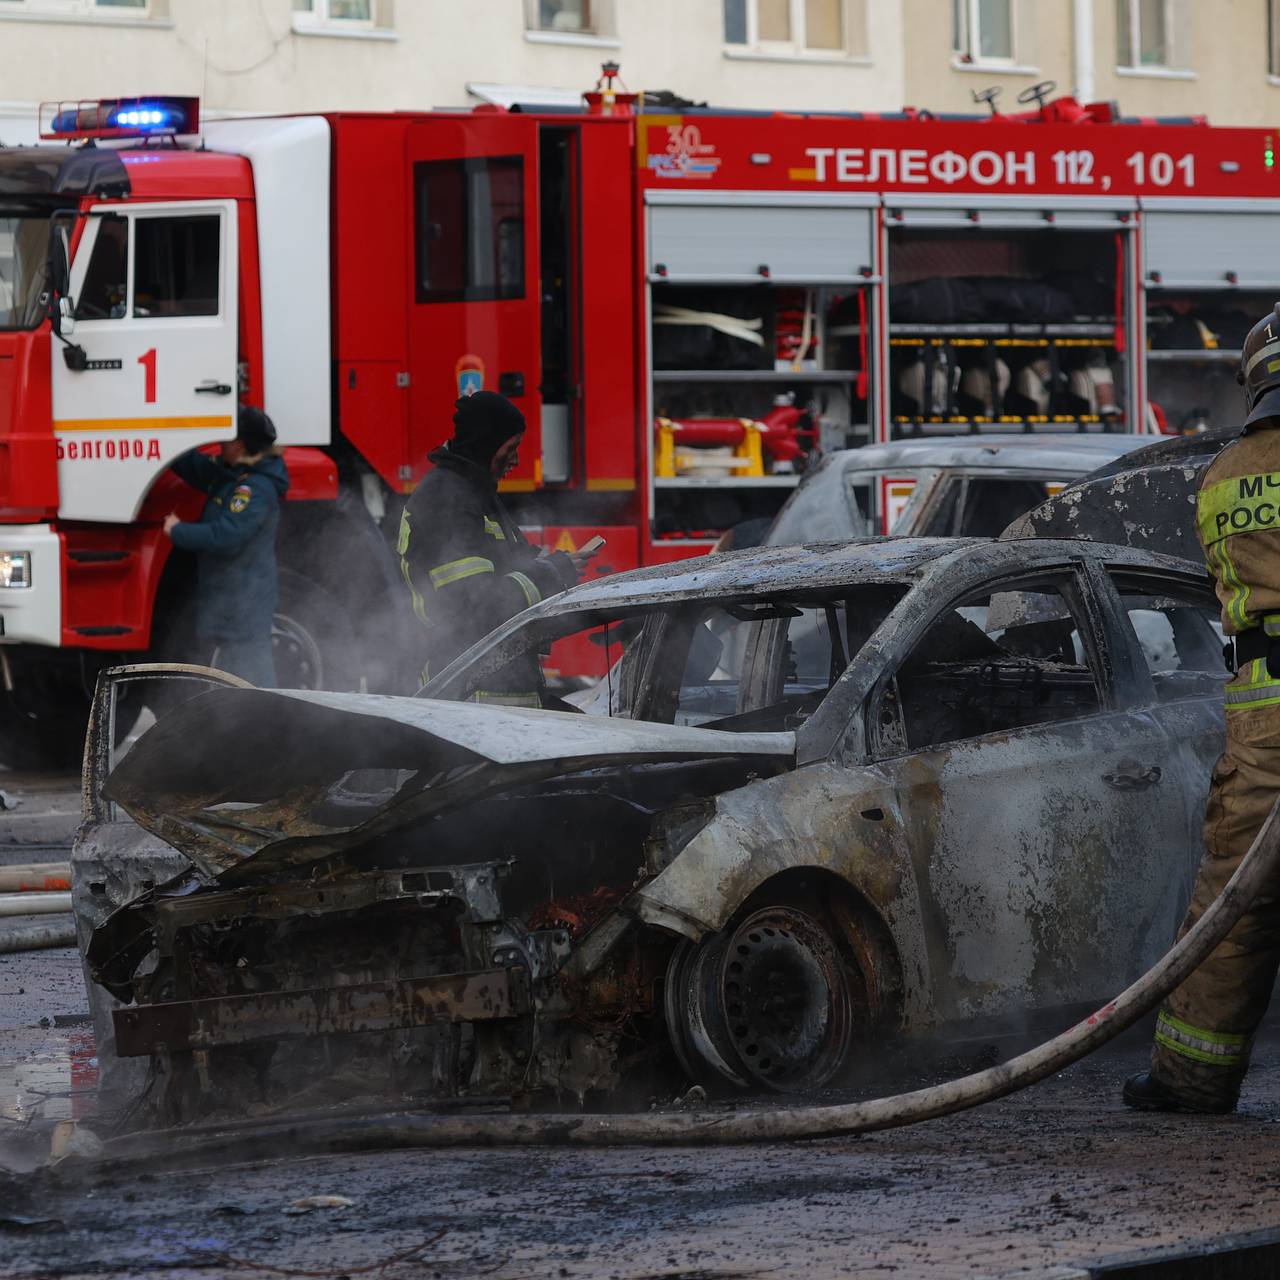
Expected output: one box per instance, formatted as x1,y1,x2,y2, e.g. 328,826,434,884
1124,304,1280,1114
398,391,594,701
163,407,290,688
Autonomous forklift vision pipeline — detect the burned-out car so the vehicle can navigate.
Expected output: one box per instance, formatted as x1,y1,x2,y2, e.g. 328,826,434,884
74,538,1226,1121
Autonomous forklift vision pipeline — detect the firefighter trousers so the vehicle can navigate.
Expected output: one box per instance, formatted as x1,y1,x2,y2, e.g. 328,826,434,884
1150,700,1280,1108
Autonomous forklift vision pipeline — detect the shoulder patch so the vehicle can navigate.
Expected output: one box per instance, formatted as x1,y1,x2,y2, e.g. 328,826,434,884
229,484,253,514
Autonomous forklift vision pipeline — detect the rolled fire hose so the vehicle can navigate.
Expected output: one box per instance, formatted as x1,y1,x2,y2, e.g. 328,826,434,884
102,796,1280,1167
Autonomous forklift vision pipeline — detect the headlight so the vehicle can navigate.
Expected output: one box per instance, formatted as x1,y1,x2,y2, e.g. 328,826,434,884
0,552,31,589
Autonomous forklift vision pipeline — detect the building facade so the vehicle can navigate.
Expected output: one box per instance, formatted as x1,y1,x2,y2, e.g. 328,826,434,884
909,1,1280,127
0,0,1275,144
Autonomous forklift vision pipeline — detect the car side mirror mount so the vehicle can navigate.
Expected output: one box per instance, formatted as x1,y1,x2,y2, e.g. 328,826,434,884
56,295,76,339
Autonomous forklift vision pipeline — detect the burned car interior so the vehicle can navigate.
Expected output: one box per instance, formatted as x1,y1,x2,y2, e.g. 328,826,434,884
72,540,1229,1124
888,577,1104,751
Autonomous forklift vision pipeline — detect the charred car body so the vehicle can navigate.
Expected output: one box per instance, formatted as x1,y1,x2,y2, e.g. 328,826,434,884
75,538,1226,1120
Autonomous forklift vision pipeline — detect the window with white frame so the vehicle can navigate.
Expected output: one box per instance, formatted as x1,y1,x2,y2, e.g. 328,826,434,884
0,0,154,16
1268,0,1280,77
1115,0,1176,68
723,0,861,55
527,0,593,33
952,0,1014,63
293,0,373,27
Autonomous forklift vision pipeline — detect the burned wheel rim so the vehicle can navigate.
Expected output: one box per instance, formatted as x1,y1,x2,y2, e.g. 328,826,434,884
666,906,854,1093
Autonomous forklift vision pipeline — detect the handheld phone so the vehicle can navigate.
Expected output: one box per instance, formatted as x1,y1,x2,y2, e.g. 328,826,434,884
580,535,607,555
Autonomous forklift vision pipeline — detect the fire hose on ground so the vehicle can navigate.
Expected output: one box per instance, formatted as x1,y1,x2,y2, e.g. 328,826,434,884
0,921,77,954
0,863,72,893
99,797,1280,1168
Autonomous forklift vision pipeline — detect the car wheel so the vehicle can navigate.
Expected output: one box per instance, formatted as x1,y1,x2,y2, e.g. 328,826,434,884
664,903,855,1092
0,704,87,771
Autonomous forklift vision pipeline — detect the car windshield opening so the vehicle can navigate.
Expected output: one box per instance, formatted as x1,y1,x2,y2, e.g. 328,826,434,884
467,585,908,730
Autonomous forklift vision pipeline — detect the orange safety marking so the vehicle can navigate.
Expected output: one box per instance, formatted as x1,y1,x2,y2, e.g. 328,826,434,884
54,416,234,432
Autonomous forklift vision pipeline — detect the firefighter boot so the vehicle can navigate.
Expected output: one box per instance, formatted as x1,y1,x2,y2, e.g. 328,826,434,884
1122,1071,1236,1115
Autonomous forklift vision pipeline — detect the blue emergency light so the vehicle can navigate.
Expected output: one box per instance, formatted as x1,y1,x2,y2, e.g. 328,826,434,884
40,97,199,141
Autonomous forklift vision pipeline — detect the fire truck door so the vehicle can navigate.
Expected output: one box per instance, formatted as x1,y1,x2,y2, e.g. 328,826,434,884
52,200,239,523
406,119,542,489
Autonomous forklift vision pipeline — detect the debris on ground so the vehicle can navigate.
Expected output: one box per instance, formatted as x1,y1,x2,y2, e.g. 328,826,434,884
284,1195,356,1214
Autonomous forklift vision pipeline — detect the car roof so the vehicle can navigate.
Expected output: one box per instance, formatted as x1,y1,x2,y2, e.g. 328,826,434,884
538,536,1206,616
827,435,1152,475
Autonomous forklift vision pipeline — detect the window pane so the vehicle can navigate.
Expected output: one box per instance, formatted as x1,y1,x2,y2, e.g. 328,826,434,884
805,0,843,49
956,479,1054,537
76,214,128,321
95,0,148,7
1138,0,1166,63
1115,0,1132,63
414,157,525,304
0,216,52,331
977,0,1012,58
1271,0,1280,76
724,0,747,43
132,216,220,318
330,0,372,17
1113,578,1227,702
292,0,314,9
538,0,590,30
676,608,753,726
758,0,791,41
953,0,966,52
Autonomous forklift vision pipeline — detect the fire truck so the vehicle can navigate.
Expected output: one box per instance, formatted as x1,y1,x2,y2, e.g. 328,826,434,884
1,76,1277,763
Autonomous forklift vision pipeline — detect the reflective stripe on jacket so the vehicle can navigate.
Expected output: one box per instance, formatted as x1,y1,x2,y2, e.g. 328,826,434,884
1196,422,1280,709
398,446,577,691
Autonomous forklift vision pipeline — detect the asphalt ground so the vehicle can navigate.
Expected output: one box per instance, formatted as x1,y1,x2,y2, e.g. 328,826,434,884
3,774,1280,1278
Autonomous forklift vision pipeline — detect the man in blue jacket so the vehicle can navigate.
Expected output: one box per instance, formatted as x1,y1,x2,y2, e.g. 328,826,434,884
164,407,290,687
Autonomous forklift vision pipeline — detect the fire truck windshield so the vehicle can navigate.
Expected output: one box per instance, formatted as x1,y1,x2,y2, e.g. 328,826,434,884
0,213,52,330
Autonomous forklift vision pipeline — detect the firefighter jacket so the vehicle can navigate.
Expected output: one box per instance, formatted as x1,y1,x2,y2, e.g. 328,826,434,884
1197,419,1280,711
398,446,578,696
169,452,290,642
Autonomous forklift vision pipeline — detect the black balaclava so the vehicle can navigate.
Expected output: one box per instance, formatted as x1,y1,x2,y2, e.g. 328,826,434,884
448,391,525,468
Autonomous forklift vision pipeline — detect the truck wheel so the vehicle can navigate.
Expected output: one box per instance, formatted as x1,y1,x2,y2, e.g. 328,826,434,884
0,706,86,772
270,569,360,692
0,685,142,772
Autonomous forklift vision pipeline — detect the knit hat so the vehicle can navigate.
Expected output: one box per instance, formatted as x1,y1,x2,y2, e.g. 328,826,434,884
448,391,525,466
238,405,277,455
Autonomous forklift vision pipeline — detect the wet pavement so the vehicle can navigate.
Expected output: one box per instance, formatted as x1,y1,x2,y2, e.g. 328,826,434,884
4,775,1280,1278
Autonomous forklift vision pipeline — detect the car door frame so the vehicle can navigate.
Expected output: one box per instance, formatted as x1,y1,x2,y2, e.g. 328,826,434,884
53,198,240,524
1079,555,1226,899
836,547,1195,1023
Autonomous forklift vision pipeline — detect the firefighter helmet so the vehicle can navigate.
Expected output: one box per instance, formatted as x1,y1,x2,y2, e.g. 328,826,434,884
1239,303,1280,426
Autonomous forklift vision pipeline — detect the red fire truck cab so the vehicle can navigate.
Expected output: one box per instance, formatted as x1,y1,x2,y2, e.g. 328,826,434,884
0,82,1276,762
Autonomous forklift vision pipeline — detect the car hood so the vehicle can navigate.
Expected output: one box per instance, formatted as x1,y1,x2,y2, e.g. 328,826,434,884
103,687,796,883
1001,428,1238,561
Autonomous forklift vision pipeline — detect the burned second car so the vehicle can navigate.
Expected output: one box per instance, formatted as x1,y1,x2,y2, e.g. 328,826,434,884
75,537,1227,1121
